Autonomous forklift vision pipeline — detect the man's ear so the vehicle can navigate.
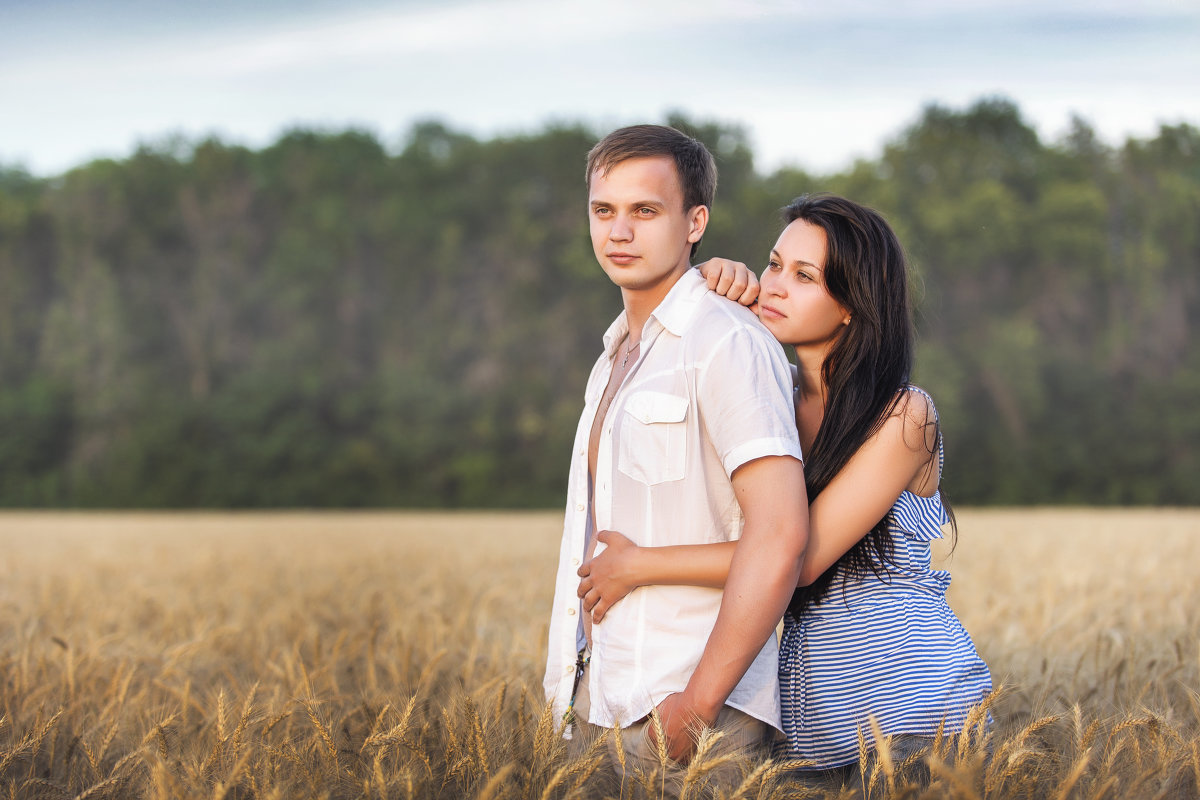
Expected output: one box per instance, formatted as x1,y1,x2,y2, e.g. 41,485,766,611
687,205,709,244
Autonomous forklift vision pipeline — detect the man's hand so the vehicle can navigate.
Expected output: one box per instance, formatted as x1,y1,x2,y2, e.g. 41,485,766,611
697,258,760,308
577,530,640,624
646,691,719,765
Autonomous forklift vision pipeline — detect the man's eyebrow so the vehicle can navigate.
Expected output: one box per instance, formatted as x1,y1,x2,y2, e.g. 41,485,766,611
600,199,666,205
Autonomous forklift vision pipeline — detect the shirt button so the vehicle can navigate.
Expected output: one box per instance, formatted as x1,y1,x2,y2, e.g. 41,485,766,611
571,557,581,566
576,503,585,511
567,607,576,616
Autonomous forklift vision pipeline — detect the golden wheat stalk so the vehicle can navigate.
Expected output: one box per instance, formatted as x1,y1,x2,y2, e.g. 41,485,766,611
301,698,339,770
0,709,63,775
361,693,417,751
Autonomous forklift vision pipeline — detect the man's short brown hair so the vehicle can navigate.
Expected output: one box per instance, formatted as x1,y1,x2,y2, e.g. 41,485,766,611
586,124,717,213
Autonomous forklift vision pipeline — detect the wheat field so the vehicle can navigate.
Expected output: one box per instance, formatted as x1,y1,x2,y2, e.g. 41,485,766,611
0,509,1197,799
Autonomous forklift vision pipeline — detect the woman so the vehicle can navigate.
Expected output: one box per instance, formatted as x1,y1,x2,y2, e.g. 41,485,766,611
577,193,992,777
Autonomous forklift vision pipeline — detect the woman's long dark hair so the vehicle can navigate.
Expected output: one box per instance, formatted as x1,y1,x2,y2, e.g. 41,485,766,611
784,194,952,616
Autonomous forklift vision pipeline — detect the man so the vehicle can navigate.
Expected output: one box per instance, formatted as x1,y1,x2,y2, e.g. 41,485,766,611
543,124,808,784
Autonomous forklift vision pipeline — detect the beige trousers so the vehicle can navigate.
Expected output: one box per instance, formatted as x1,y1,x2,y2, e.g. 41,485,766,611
567,662,774,798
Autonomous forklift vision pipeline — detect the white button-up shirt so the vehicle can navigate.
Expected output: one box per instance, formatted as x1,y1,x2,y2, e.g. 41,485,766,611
544,269,803,732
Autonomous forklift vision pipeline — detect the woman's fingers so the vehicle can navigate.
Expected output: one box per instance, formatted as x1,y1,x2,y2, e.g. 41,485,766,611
725,268,759,305
582,588,600,613
700,258,759,305
591,598,610,624
735,274,761,306
715,264,736,296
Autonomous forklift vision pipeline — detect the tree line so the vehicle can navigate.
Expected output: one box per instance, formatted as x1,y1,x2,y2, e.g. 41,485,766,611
0,98,1196,508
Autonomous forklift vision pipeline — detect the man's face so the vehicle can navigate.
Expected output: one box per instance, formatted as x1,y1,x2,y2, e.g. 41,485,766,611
588,156,707,296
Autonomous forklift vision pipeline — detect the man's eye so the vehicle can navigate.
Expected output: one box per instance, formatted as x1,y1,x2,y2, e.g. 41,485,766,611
766,260,781,271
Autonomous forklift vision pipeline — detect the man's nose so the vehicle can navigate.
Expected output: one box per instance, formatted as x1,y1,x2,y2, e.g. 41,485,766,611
609,214,633,240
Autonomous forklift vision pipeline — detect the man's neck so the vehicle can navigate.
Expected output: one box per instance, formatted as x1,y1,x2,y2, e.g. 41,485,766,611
620,263,691,342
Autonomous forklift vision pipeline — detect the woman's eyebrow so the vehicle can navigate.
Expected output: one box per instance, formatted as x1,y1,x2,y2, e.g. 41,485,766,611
772,248,822,272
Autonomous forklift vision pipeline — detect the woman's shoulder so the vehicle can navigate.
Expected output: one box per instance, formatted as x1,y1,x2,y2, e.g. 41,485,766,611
895,384,938,423
866,385,941,495
882,385,939,443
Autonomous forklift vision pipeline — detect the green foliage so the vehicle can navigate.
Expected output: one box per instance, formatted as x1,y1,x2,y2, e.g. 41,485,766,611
0,101,1196,506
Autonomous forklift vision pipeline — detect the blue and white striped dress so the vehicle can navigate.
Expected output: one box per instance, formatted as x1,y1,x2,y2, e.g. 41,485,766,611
777,387,992,768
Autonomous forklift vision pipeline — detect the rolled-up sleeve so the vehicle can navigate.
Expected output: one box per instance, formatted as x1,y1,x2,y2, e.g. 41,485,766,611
699,326,803,476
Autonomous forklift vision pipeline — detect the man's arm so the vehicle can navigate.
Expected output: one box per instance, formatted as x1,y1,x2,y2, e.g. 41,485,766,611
653,453,808,762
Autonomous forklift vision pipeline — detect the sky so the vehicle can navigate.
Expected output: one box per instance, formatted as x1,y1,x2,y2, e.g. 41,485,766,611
2,0,1198,176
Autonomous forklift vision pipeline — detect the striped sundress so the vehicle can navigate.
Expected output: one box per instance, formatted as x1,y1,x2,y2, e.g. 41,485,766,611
777,387,992,768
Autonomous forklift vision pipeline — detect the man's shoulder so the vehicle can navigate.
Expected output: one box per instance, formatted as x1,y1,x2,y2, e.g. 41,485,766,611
685,292,779,351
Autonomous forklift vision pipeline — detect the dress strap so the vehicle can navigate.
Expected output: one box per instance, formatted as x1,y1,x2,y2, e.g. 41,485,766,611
903,384,944,474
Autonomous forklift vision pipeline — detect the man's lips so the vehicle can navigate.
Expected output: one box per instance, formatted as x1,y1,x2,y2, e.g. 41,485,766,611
607,252,638,264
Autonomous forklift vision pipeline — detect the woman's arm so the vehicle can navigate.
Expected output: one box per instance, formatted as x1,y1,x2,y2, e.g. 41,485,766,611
577,531,736,623
578,391,939,619
796,390,938,584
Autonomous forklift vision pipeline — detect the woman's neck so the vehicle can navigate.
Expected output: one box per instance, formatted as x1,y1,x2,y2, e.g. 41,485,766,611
792,344,830,403
793,346,828,451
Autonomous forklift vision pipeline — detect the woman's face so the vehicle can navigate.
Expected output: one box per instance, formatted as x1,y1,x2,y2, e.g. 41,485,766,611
756,218,851,349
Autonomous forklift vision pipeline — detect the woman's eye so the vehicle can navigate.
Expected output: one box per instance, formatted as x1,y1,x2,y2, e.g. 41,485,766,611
766,260,781,272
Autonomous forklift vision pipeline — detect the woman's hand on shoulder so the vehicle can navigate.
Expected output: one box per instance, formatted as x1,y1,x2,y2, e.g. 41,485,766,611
696,258,760,308
577,530,641,624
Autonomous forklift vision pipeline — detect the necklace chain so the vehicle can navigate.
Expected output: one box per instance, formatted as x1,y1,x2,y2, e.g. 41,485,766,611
595,338,640,420
620,338,639,369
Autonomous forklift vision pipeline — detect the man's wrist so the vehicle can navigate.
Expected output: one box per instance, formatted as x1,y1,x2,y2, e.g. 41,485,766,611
678,684,723,726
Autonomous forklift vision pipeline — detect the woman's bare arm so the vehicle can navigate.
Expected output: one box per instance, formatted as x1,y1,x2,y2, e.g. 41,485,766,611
577,391,939,619
797,390,938,584
577,531,735,623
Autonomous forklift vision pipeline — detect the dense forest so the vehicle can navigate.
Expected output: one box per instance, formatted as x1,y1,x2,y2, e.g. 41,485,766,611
0,98,1196,508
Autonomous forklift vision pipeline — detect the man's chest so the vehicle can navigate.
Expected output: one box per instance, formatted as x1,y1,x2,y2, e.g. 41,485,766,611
586,350,698,490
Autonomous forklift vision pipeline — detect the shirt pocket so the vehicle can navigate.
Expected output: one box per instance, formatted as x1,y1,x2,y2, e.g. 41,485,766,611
618,391,688,485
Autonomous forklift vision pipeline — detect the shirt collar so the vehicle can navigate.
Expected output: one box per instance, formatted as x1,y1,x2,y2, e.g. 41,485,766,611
652,268,705,336
600,268,706,354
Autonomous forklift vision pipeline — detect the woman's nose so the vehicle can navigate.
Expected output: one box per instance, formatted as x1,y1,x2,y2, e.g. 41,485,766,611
761,271,784,296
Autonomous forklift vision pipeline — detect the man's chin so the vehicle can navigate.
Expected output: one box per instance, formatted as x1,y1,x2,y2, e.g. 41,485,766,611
603,265,687,292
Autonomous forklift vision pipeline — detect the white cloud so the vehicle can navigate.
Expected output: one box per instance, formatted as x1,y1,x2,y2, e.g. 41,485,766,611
1,0,1196,175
